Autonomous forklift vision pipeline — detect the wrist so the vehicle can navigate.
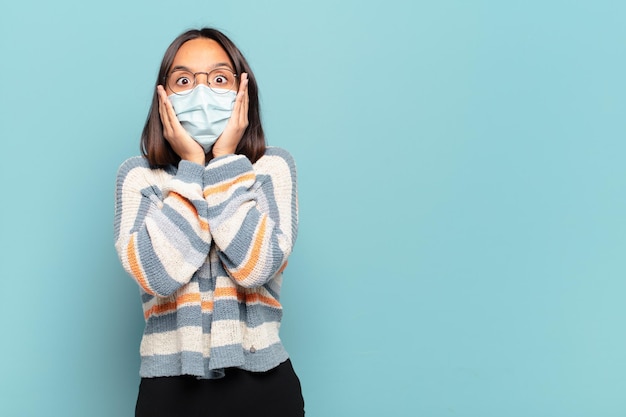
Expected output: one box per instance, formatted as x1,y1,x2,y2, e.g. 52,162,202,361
211,147,236,159
182,153,206,166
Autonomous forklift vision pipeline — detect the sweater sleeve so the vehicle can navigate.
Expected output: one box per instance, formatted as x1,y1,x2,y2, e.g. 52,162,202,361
114,157,212,297
202,149,298,288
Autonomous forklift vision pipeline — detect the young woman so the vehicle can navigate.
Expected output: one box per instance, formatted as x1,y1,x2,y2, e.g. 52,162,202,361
114,28,304,417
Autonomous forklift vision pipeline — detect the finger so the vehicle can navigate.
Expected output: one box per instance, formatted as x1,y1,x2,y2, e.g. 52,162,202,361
236,73,249,125
157,86,169,121
159,86,175,123
158,85,183,140
156,86,173,138
241,75,249,124
239,72,248,92
229,78,244,123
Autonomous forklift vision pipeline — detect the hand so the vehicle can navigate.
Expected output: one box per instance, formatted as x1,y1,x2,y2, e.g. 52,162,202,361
156,85,206,165
211,73,250,158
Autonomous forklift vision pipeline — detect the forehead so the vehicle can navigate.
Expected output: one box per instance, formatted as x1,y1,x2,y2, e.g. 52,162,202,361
172,38,233,70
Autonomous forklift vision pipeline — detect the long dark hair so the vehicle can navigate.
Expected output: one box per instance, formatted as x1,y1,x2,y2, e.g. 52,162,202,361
140,28,266,167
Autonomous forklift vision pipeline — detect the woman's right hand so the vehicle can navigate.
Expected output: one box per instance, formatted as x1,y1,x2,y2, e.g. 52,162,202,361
157,85,206,165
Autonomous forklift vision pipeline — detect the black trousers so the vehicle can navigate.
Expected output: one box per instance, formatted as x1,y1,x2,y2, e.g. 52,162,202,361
135,359,305,417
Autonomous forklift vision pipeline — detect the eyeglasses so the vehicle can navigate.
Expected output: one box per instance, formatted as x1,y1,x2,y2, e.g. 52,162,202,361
166,68,238,95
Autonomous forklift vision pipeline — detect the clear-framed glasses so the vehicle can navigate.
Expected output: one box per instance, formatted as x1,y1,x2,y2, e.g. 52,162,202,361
166,68,238,95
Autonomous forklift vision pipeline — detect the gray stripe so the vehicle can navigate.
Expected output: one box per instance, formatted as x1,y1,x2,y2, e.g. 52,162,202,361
211,299,283,326
208,342,288,372
140,351,206,378
144,305,204,334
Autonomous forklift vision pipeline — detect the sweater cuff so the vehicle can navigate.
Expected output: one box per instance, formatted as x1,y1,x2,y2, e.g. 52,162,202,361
204,154,253,186
176,160,205,187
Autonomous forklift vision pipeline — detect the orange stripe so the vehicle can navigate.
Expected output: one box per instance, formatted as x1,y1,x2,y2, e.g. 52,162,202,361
177,293,201,304
171,192,196,214
171,192,209,231
127,235,154,295
214,287,239,298
277,261,288,274
144,301,176,319
144,293,202,319
201,301,213,311
230,215,268,282
245,293,282,308
203,173,255,198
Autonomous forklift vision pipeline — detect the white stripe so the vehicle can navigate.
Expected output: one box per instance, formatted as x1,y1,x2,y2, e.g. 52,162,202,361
140,326,204,356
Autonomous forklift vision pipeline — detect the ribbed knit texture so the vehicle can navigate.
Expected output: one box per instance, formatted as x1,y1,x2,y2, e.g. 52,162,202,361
114,147,298,378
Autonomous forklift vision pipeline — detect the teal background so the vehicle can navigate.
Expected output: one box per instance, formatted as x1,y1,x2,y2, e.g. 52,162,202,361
1,1,625,416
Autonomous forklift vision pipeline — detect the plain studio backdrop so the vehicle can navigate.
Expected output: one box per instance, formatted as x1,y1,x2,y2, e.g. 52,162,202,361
1,1,625,416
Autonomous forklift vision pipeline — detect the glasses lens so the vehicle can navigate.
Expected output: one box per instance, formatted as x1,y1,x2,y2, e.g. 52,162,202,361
207,68,237,94
167,70,195,95
166,69,237,95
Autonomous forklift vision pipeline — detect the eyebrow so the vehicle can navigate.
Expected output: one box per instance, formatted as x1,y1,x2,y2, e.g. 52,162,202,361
170,62,235,73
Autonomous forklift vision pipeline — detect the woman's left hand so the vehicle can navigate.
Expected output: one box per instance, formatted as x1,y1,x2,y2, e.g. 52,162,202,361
211,73,249,158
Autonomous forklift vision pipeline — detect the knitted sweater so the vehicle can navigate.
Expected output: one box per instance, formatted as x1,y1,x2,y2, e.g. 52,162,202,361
114,147,298,378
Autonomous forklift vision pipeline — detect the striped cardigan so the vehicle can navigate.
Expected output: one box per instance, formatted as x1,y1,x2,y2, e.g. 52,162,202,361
114,147,298,378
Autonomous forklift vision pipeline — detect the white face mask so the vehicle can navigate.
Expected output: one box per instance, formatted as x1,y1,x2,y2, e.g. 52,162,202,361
168,84,237,153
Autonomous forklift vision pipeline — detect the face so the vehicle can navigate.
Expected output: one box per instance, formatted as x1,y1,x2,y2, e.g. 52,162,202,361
166,38,237,95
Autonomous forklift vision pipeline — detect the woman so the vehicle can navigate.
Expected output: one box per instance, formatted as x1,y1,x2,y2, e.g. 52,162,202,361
114,28,304,417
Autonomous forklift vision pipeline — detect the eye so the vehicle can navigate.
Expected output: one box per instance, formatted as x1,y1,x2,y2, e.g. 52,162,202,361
208,68,236,89
176,76,192,86
168,70,195,87
212,73,229,85
167,70,196,95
